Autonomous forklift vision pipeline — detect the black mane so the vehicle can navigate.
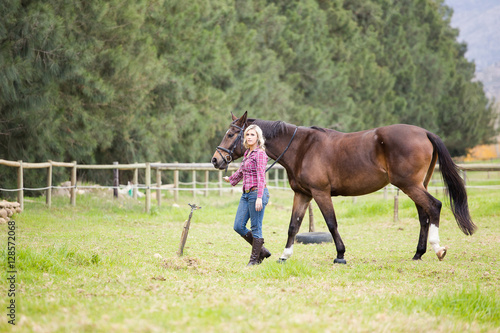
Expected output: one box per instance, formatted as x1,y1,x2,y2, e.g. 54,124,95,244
250,119,291,139
249,119,328,137
310,126,327,132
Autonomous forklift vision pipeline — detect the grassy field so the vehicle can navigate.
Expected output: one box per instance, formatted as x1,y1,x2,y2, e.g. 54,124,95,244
1,185,499,332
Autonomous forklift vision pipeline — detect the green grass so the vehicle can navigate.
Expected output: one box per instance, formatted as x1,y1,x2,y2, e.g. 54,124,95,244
393,286,500,325
1,187,499,332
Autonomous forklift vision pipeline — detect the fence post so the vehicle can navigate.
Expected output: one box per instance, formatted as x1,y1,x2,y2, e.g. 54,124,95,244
192,170,196,198
113,161,119,198
308,202,315,232
218,170,222,197
133,167,138,199
204,170,209,197
70,161,77,206
274,169,279,188
394,189,399,223
174,162,179,202
156,166,162,208
47,161,52,208
145,162,151,213
17,161,23,211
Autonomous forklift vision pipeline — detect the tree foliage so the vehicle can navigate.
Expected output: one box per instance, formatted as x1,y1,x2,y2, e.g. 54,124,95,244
1,0,498,188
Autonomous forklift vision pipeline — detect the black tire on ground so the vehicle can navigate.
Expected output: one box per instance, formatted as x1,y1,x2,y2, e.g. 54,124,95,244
295,232,333,244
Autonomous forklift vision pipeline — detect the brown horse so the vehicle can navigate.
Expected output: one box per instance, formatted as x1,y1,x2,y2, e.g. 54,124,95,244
211,112,476,264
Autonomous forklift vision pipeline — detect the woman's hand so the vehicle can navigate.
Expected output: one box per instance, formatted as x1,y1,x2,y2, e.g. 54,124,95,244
255,197,263,211
223,176,230,183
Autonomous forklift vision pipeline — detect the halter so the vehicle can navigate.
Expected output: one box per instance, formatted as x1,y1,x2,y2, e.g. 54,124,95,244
215,123,246,167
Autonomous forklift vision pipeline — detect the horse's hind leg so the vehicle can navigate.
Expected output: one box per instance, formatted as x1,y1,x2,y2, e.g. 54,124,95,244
278,192,311,263
413,204,430,260
403,187,446,261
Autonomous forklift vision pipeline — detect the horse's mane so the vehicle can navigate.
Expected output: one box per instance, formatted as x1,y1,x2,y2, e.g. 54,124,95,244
250,119,329,137
250,119,290,139
310,126,327,132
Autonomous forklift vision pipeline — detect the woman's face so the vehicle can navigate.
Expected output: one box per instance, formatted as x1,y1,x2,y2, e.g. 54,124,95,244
245,129,258,148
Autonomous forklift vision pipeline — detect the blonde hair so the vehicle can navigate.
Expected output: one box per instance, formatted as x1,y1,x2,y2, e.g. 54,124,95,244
244,124,266,150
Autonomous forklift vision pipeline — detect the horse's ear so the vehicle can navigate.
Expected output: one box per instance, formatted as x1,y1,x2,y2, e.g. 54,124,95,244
238,111,248,125
231,112,237,121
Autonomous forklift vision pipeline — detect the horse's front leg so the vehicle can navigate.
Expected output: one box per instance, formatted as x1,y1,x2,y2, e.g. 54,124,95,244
278,192,312,263
312,191,346,264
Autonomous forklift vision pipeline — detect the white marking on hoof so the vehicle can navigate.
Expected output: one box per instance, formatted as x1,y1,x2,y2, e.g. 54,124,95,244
428,224,441,252
429,224,449,261
280,246,293,260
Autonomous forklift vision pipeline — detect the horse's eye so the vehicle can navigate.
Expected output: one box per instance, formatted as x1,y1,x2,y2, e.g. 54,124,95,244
228,133,234,138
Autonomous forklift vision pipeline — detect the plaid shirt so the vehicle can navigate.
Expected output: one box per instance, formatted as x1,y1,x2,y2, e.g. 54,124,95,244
229,147,268,198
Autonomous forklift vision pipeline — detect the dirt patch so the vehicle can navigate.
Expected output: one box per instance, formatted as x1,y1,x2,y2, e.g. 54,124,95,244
161,257,201,271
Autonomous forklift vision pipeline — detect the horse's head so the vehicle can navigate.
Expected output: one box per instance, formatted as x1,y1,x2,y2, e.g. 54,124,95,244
211,111,248,170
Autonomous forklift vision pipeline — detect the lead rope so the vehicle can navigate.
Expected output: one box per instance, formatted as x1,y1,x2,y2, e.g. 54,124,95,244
266,126,298,173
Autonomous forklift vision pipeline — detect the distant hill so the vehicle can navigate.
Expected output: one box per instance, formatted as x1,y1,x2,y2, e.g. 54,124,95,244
446,0,500,101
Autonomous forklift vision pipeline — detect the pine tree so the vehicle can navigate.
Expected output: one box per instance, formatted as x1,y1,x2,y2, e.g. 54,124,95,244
1,0,497,195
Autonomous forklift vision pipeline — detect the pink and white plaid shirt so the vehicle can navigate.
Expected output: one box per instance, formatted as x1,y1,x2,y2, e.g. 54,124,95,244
228,147,268,198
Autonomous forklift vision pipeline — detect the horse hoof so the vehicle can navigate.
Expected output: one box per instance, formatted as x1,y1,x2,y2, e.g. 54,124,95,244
333,258,347,264
437,246,448,261
277,258,287,264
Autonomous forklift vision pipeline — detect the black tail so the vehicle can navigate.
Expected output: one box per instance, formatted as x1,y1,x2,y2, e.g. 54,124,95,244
427,132,476,235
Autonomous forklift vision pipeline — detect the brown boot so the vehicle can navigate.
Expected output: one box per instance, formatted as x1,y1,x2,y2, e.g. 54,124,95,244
247,238,265,266
241,231,271,263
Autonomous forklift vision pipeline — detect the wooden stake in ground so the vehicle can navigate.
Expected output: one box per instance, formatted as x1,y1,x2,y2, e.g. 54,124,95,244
177,203,201,256
394,189,399,223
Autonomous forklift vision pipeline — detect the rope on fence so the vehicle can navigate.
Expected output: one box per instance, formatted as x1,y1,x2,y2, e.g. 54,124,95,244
4,181,500,194
4,183,500,193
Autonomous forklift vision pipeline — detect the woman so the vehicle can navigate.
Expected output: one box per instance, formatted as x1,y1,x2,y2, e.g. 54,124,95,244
223,124,271,266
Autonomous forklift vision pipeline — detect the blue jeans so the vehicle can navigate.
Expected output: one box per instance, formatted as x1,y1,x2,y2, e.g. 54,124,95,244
233,188,270,239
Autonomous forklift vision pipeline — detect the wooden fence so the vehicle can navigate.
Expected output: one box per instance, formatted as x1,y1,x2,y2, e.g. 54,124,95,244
0,160,289,213
1,159,499,214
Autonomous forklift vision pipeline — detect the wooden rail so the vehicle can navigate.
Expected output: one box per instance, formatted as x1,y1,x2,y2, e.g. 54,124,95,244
1,159,499,213
0,159,287,212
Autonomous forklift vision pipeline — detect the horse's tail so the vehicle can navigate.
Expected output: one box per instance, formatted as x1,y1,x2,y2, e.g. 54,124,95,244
427,132,476,235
